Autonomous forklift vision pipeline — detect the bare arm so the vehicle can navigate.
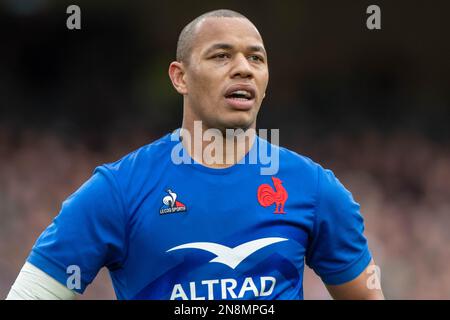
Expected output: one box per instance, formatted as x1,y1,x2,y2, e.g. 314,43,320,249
325,259,384,300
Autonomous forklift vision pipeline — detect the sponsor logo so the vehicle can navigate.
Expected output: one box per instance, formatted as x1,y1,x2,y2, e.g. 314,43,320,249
166,237,289,300
160,189,187,215
170,276,277,300
167,237,288,269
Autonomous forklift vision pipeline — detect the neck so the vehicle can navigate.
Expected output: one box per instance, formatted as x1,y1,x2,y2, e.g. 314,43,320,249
180,120,256,168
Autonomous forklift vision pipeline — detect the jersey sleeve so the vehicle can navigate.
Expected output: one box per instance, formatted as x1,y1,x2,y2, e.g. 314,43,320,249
26,165,128,294
305,166,372,285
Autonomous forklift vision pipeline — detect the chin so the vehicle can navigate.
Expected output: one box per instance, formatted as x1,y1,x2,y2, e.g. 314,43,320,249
220,119,254,132
204,109,257,133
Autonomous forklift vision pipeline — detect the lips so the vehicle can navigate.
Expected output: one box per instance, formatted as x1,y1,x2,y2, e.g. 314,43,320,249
224,84,256,110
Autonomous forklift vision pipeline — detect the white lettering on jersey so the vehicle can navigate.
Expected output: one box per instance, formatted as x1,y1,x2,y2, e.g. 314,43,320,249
170,276,277,300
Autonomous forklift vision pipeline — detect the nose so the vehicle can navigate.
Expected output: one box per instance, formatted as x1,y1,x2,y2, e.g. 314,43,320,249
230,53,253,79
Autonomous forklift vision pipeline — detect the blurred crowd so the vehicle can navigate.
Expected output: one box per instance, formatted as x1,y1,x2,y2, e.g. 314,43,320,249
302,130,450,299
1,127,449,299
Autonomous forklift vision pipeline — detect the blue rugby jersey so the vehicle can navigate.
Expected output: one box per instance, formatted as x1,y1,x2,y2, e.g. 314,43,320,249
27,129,372,300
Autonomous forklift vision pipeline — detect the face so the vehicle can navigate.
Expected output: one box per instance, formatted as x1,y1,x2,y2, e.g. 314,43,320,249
181,17,269,132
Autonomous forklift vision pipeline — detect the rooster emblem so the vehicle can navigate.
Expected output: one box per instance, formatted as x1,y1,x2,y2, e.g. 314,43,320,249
257,177,288,214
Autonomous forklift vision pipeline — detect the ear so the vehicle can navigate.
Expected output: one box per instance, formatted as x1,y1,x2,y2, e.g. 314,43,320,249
168,61,188,95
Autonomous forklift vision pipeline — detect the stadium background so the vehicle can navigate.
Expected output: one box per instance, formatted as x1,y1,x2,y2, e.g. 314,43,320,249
0,0,449,299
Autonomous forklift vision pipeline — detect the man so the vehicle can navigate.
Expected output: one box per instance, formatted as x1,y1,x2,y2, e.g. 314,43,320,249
7,9,384,300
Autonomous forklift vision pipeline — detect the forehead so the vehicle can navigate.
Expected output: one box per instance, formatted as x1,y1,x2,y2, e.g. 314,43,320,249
192,17,264,52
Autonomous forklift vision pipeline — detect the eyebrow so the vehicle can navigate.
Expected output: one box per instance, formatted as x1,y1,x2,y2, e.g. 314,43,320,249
204,43,267,56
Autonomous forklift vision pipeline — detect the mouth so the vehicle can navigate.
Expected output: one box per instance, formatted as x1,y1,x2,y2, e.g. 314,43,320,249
224,85,256,110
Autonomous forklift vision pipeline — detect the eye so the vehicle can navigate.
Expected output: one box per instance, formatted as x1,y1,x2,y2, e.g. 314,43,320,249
213,53,230,60
249,55,264,62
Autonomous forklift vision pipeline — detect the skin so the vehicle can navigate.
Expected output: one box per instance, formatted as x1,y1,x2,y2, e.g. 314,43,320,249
326,260,385,299
169,17,268,167
169,17,384,300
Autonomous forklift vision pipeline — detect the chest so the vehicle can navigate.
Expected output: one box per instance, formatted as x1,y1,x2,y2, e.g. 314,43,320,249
128,170,316,263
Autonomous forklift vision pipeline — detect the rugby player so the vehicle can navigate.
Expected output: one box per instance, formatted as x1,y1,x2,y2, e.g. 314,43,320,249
7,9,384,300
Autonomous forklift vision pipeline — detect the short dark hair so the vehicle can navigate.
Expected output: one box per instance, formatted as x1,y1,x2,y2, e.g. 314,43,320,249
176,9,249,64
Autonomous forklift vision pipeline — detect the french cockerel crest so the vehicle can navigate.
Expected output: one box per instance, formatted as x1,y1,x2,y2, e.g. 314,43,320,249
257,177,288,214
